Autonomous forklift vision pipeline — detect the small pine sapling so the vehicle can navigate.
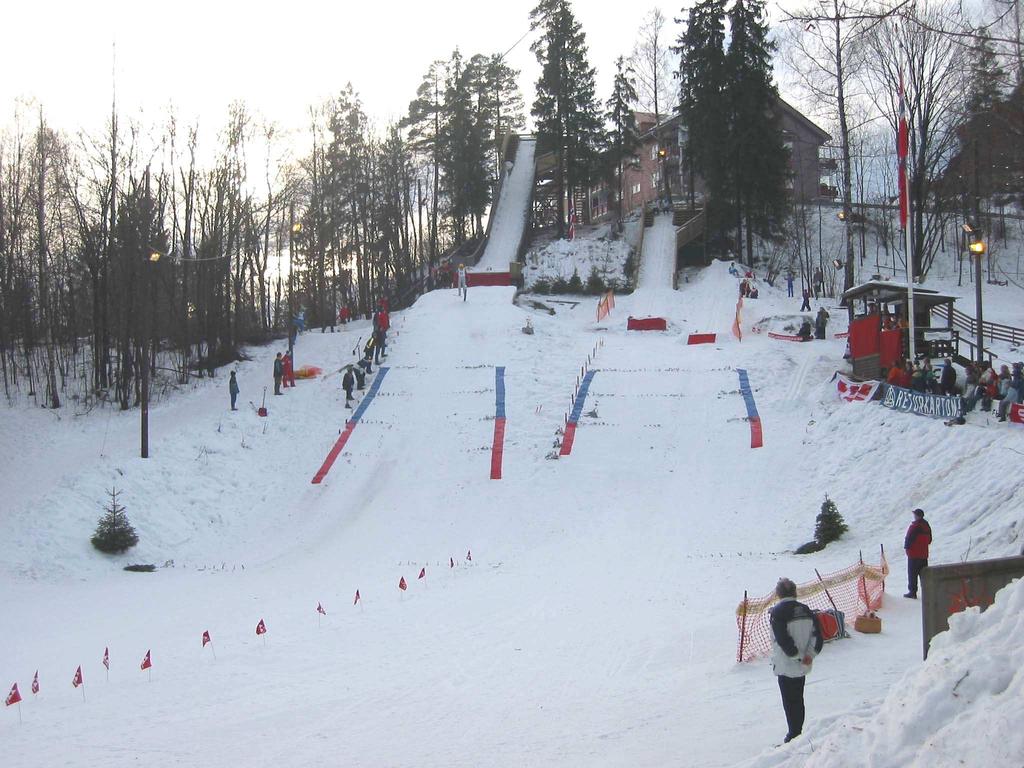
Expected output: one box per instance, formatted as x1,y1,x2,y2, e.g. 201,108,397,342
91,487,139,554
814,495,848,545
567,268,584,294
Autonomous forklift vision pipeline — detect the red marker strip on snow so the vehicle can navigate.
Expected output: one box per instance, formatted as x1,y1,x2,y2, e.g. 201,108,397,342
490,367,506,479
312,368,390,484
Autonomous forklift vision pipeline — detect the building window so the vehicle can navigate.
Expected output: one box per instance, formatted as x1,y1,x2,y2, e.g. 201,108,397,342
632,183,641,195
652,172,660,187
651,144,659,161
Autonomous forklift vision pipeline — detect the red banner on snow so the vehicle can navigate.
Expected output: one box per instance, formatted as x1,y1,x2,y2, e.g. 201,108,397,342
1011,403,1024,424
72,666,83,688
687,333,717,345
317,602,326,615
627,316,667,331
399,577,407,591
836,375,881,402
140,650,152,671
31,671,39,695
202,630,212,647
353,589,361,605
418,568,426,580
256,619,267,636
466,272,512,287
5,683,20,706
102,647,109,670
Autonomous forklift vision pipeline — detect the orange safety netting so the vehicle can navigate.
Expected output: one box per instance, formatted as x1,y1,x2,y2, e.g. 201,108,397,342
735,550,889,663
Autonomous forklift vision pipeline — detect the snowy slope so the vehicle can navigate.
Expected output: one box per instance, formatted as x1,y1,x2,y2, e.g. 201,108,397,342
3,255,1024,766
472,137,536,273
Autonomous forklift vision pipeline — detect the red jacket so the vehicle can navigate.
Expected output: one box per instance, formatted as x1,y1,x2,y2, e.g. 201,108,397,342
282,355,294,377
376,311,390,331
904,518,932,559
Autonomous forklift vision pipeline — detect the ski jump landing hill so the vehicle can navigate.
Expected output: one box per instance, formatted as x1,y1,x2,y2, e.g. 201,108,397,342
467,136,537,287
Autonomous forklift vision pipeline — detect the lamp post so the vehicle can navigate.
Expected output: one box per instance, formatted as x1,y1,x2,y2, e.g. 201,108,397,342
963,222,987,365
141,247,162,459
288,205,302,360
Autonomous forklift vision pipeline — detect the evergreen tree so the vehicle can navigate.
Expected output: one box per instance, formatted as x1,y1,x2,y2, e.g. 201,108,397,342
403,60,446,264
814,495,848,545
726,0,790,262
91,487,139,554
604,56,641,223
676,0,731,243
531,0,603,237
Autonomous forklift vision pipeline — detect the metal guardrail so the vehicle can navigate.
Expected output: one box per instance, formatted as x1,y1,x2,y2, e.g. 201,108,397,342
932,305,1024,348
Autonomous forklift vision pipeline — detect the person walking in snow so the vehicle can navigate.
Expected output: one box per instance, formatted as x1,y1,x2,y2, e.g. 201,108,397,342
342,367,355,409
457,264,468,301
786,273,794,298
770,578,823,744
229,371,240,410
904,508,932,598
372,328,385,365
799,286,811,312
273,353,284,395
282,351,296,388
814,307,829,340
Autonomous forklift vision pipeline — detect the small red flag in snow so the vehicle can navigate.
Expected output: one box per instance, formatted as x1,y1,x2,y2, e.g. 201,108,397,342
72,666,83,688
202,630,211,647
256,619,267,636
317,602,327,615
418,567,425,580
466,550,472,562
5,683,21,706
102,647,109,670
353,589,361,605
31,671,39,695
140,650,152,671
449,557,454,568
399,576,407,591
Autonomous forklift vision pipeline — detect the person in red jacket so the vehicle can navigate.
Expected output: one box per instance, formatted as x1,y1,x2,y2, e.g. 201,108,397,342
282,351,296,388
904,508,932,598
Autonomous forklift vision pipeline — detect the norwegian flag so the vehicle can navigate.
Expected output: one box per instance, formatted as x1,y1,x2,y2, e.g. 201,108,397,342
102,647,109,670
5,683,21,707
140,650,152,671
72,666,83,688
31,671,39,695
317,602,327,616
897,75,910,230
449,557,454,569
399,576,407,591
466,550,472,562
418,567,426,580
836,374,881,403
353,589,361,605
256,619,267,636
202,630,212,648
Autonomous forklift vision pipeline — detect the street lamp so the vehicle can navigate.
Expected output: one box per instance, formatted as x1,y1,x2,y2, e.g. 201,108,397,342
141,247,163,458
963,222,986,365
288,207,302,360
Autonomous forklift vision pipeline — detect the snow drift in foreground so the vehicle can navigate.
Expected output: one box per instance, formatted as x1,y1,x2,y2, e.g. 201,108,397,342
744,577,1024,768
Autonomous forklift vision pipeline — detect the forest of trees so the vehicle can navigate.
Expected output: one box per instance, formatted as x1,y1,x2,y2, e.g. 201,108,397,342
2,0,1021,411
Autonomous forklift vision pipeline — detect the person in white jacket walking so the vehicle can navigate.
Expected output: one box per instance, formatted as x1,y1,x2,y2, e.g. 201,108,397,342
769,578,824,744
457,263,468,301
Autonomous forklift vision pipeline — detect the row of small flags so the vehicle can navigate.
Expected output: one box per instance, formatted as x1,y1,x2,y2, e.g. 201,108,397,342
5,550,473,713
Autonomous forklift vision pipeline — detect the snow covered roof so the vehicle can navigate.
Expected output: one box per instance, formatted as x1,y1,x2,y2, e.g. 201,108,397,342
842,280,960,307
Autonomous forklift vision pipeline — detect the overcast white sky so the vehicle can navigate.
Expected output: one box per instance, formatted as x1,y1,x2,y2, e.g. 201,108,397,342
2,0,803,148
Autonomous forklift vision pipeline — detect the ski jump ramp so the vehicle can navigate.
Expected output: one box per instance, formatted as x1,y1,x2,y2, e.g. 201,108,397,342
469,137,536,284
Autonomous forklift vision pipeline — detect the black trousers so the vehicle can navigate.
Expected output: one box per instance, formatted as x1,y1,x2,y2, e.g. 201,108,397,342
908,558,928,595
777,675,806,739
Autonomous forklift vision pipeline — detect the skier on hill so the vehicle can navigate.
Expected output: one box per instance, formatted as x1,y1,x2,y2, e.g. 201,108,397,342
229,371,240,411
799,286,812,312
342,367,355,409
273,353,284,395
770,577,824,744
904,508,932,598
457,264,468,301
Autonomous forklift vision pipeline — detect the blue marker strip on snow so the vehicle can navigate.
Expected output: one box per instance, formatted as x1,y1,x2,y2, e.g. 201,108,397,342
495,366,506,419
569,370,597,423
735,368,763,448
350,367,389,424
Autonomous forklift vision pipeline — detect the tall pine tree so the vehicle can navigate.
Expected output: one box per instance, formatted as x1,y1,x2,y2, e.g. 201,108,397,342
726,0,790,261
676,0,731,244
531,0,602,237
604,56,641,223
